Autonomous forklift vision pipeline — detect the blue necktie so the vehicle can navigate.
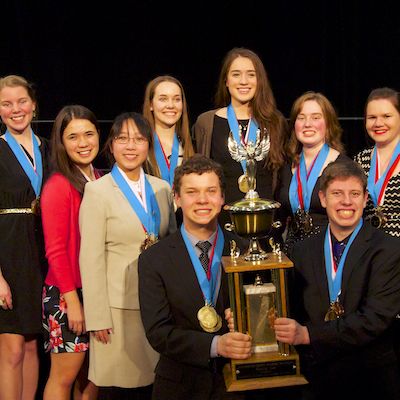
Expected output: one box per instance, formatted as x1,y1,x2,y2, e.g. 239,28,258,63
333,241,346,266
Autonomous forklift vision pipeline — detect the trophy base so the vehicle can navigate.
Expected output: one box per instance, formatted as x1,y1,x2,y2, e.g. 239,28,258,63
223,349,308,391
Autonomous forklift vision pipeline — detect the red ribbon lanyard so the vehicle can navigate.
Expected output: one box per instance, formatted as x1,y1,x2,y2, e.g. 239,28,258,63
206,230,219,281
296,166,305,209
295,151,320,210
156,133,170,169
376,153,400,204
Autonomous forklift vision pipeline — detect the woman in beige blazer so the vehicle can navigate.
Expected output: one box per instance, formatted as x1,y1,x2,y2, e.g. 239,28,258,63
79,112,176,399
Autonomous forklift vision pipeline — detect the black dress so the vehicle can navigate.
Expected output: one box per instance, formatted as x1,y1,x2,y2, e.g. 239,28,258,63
274,153,349,257
0,137,50,335
210,115,274,228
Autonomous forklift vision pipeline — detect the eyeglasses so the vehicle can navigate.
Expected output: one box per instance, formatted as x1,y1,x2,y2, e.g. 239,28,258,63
113,135,148,145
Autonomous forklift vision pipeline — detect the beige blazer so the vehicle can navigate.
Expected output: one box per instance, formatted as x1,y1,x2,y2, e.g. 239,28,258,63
79,172,176,331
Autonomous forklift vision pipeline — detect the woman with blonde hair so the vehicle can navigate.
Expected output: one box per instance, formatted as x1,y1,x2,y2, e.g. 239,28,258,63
143,75,194,186
0,74,50,399
273,91,348,256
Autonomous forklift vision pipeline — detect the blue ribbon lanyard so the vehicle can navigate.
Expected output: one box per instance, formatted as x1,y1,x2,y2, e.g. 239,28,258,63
180,224,224,306
289,143,330,214
111,165,160,236
227,104,259,173
5,130,43,196
153,131,179,187
324,219,363,303
367,141,400,206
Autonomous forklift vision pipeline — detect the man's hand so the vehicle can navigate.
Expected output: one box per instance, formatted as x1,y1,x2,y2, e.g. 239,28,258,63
273,317,310,345
224,308,235,332
217,331,252,359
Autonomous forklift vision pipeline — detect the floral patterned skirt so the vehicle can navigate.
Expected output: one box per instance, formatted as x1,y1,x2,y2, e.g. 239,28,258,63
42,285,89,353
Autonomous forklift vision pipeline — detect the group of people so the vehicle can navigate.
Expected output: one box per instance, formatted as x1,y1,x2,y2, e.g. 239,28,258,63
0,45,400,400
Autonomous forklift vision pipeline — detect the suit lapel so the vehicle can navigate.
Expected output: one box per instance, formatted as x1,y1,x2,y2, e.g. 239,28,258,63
110,173,163,231
169,228,232,314
169,231,208,312
311,229,331,306
340,223,372,301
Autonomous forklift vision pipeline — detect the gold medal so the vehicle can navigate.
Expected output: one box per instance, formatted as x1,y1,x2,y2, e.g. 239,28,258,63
324,301,344,322
303,212,313,234
238,174,249,193
370,206,388,229
197,304,222,333
291,209,313,235
140,233,159,252
31,197,40,215
292,209,305,235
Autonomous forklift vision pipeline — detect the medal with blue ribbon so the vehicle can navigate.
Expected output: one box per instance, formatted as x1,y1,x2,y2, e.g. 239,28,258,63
153,131,179,187
5,129,43,197
111,165,160,250
289,144,329,233
181,224,224,332
367,142,400,228
227,103,259,173
323,219,363,321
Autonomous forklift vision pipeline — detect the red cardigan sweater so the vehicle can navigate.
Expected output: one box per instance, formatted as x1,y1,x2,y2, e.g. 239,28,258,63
41,173,84,293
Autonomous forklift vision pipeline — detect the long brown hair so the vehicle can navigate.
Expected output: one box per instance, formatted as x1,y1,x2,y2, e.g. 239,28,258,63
214,47,288,171
51,105,100,193
287,91,344,166
143,75,194,177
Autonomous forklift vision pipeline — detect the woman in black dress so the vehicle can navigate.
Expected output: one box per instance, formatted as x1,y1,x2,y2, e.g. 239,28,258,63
192,47,288,227
0,75,50,399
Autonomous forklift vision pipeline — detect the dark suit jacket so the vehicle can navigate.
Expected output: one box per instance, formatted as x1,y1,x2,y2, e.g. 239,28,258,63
138,228,246,398
290,222,400,398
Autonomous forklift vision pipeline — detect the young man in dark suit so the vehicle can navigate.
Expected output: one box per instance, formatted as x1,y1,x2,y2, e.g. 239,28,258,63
274,159,400,399
138,154,252,400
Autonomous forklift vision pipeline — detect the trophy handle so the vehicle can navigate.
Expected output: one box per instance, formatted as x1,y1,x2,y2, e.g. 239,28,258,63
224,223,235,232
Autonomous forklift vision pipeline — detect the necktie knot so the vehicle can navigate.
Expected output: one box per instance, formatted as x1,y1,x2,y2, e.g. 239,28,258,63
196,240,211,254
196,241,212,273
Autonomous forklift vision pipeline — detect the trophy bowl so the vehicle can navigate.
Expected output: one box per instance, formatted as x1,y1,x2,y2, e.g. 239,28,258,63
224,197,281,261
224,198,280,237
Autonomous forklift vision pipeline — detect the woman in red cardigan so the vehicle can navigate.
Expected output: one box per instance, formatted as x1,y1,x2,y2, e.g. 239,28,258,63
41,105,101,399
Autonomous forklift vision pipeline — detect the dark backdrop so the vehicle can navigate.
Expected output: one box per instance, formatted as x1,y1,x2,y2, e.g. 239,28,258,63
2,2,399,398
2,0,400,160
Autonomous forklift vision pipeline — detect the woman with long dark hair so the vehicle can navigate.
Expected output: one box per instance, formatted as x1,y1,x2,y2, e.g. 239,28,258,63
41,105,101,399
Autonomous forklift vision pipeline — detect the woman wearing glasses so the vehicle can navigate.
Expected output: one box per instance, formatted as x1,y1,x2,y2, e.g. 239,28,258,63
79,112,176,399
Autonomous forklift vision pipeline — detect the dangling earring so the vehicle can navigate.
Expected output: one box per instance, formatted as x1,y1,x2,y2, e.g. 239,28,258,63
33,110,37,119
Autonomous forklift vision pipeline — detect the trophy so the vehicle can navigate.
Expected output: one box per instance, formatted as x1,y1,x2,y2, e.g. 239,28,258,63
224,130,281,261
222,131,307,391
